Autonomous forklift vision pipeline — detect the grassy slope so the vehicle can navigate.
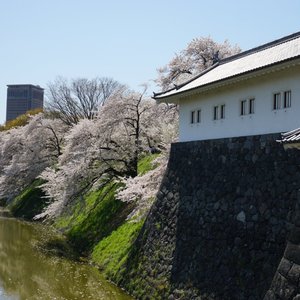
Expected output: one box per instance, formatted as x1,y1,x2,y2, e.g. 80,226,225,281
8,179,47,220
91,219,144,281
55,181,129,254
90,154,159,279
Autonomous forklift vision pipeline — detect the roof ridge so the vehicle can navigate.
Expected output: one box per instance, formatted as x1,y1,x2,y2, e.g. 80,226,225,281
219,31,300,65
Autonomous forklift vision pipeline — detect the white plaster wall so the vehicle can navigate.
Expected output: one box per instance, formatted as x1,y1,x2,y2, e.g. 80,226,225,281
179,66,300,142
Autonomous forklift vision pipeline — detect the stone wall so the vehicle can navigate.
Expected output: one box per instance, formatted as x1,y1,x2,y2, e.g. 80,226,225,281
121,134,300,299
264,203,300,299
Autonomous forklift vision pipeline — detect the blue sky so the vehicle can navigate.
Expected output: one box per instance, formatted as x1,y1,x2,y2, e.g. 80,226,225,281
1,0,300,124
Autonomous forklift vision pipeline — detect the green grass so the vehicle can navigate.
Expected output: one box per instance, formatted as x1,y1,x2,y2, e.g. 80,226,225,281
138,153,160,175
55,154,159,254
56,181,129,254
54,202,81,232
8,179,47,220
91,218,144,281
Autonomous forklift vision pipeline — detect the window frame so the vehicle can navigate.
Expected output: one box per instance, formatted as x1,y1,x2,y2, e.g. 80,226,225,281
196,109,201,123
249,98,255,114
283,90,291,108
190,110,195,124
213,106,219,120
273,90,292,110
240,100,247,116
273,92,281,110
220,104,225,119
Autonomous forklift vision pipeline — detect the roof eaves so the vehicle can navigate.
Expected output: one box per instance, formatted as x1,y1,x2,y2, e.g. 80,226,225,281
153,62,220,100
154,55,300,101
153,86,177,98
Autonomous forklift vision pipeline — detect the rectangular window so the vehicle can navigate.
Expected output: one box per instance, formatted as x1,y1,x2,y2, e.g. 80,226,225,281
196,109,201,123
273,93,281,110
241,100,247,115
191,111,195,124
213,106,219,120
220,104,225,119
249,98,255,114
284,91,291,108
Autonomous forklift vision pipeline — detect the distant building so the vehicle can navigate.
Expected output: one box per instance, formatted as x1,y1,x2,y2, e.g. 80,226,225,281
6,84,44,122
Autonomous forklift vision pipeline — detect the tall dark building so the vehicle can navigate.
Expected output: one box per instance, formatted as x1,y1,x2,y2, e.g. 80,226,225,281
6,84,44,122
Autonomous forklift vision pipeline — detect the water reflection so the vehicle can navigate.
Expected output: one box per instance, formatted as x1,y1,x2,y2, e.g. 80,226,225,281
0,217,131,300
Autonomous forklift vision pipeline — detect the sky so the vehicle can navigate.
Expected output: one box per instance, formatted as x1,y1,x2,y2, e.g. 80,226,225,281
0,0,300,124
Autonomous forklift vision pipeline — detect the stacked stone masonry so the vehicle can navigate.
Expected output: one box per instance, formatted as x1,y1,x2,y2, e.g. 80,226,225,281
122,134,300,300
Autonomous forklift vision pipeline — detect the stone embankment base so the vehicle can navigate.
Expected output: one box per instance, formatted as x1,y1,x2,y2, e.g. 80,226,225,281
122,134,300,299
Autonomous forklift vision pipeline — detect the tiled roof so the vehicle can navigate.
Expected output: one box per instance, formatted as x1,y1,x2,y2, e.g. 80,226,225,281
278,128,300,144
154,31,300,100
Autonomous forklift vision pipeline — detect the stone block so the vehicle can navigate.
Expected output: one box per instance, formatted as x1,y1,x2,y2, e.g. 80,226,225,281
284,242,300,265
270,272,296,299
237,211,246,223
264,290,277,299
287,263,300,284
278,258,293,277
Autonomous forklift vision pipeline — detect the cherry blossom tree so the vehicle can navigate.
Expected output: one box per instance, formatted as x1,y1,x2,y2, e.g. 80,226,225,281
97,87,163,177
0,114,67,202
0,128,23,177
36,119,103,218
36,88,178,219
156,36,241,91
116,152,169,220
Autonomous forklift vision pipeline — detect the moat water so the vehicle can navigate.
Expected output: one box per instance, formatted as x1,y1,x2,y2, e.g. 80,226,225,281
0,213,131,300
